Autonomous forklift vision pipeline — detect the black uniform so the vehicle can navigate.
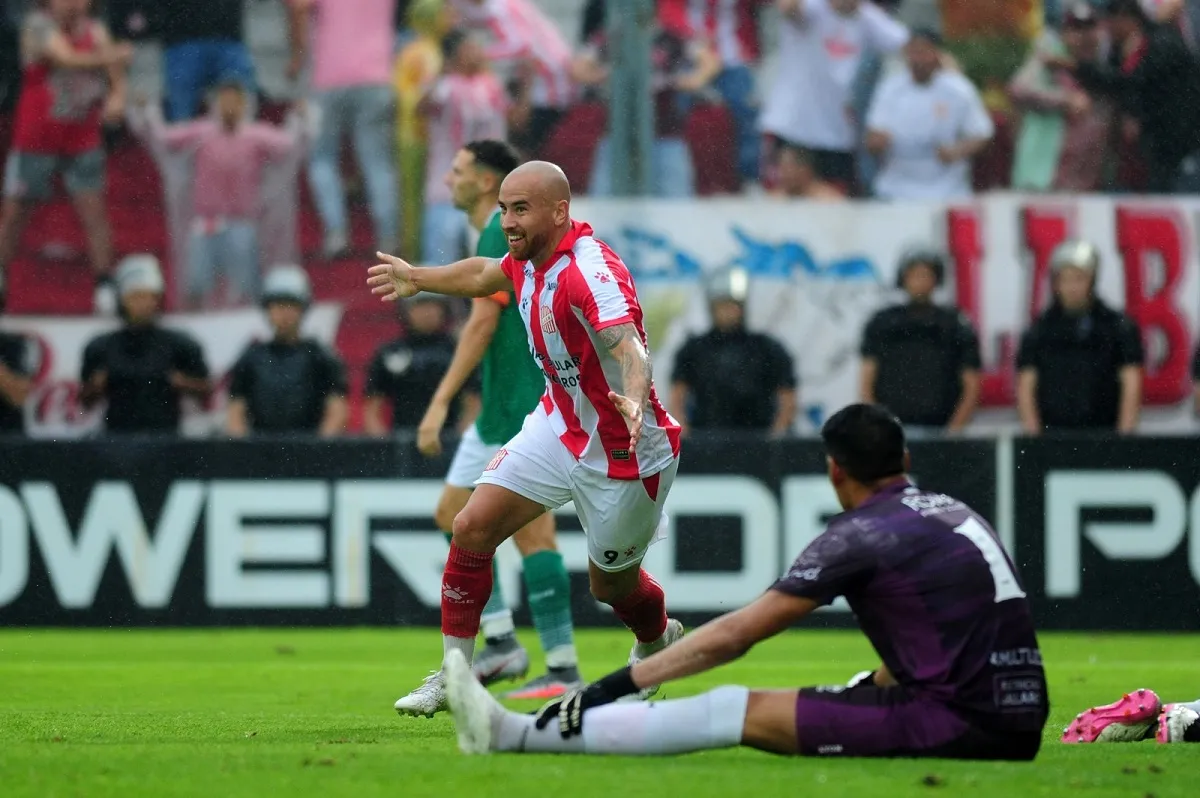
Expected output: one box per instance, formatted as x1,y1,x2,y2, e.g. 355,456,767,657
228,339,347,433
366,333,464,430
672,328,797,430
81,326,210,433
1017,300,1143,430
0,330,38,434
860,304,982,427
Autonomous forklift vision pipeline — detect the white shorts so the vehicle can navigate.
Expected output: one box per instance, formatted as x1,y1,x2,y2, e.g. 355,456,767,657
476,411,678,572
445,424,503,489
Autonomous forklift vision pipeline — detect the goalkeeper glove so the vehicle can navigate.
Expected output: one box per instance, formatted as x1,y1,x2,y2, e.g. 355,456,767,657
533,666,640,739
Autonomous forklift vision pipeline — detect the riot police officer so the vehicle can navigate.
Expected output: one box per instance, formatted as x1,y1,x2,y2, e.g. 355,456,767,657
226,266,348,436
859,247,982,436
0,269,38,435
364,295,474,435
669,267,798,435
1017,240,1143,434
80,255,212,434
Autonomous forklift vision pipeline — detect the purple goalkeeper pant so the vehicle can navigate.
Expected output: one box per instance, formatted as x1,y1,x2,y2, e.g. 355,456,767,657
794,683,1043,761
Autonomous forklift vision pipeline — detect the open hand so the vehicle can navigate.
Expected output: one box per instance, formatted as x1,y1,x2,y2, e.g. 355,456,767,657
367,253,420,301
608,391,644,449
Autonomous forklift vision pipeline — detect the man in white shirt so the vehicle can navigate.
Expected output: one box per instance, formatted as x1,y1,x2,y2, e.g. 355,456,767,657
760,0,908,191
865,28,994,200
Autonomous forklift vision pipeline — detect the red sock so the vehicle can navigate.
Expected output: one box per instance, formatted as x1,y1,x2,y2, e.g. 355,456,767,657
441,543,494,638
609,569,668,643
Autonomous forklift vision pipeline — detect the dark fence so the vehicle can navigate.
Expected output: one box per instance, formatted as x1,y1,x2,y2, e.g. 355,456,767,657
0,435,1193,630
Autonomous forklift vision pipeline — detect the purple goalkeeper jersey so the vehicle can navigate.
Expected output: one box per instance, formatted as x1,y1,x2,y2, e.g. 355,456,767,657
773,479,1048,734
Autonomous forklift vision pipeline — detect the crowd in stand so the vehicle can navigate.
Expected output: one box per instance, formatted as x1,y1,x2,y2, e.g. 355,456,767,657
0,0,1197,438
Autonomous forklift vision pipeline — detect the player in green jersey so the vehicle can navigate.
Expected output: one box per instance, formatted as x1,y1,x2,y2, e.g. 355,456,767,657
394,140,581,718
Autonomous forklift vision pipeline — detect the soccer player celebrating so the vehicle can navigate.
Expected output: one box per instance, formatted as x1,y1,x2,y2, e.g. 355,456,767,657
370,160,683,716
443,404,1050,761
401,140,583,709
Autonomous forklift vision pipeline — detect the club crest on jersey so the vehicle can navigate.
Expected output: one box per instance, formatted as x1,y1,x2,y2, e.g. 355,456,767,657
540,305,558,334
594,271,611,284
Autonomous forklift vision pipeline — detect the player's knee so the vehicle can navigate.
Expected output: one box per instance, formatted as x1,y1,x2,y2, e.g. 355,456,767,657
450,507,494,551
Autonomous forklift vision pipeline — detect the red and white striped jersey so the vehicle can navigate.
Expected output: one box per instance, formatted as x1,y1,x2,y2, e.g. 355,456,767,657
451,0,575,109
500,220,681,480
423,72,509,204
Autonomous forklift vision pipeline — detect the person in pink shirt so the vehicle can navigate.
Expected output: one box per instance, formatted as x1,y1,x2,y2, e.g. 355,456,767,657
420,29,520,263
287,0,399,258
131,74,307,309
451,0,574,158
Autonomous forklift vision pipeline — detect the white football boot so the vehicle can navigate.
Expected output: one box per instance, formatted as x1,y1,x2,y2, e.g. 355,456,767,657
625,618,684,700
445,649,503,755
394,670,449,718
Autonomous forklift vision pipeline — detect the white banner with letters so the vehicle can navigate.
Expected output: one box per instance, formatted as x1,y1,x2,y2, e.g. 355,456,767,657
7,193,1200,436
575,193,1200,433
0,304,344,438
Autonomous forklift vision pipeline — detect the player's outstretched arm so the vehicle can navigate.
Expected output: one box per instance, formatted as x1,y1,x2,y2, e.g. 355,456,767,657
598,322,651,447
535,590,818,737
630,590,817,687
368,254,510,300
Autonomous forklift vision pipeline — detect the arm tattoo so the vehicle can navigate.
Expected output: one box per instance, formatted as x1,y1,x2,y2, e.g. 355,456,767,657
600,323,652,403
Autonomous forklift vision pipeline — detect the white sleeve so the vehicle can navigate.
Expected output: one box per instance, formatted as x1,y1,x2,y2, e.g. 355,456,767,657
960,81,995,140
861,3,910,54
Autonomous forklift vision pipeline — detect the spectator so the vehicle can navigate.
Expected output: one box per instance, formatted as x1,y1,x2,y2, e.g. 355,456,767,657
865,28,994,200
130,76,309,310
769,142,846,199
669,267,797,435
226,266,347,437
1017,240,1143,435
419,29,515,264
80,255,212,435
0,268,37,436
1071,0,1200,193
288,0,399,258
159,0,253,122
1143,0,1200,50
578,14,719,198
364,295,476,435
395,0,459,260
451,0,575,159
859,248,982,438
1010,2,1113,192
678,0,771,185
0,0,132,315
760,0,908,193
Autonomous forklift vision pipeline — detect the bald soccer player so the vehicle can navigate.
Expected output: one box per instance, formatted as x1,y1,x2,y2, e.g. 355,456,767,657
369,161,685,715
444,404,1049,762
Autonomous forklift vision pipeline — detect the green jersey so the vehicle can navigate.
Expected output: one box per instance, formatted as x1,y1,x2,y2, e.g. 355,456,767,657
474,209,545,444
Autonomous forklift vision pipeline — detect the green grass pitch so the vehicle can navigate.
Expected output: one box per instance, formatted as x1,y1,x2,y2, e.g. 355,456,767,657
1,629,1194,798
